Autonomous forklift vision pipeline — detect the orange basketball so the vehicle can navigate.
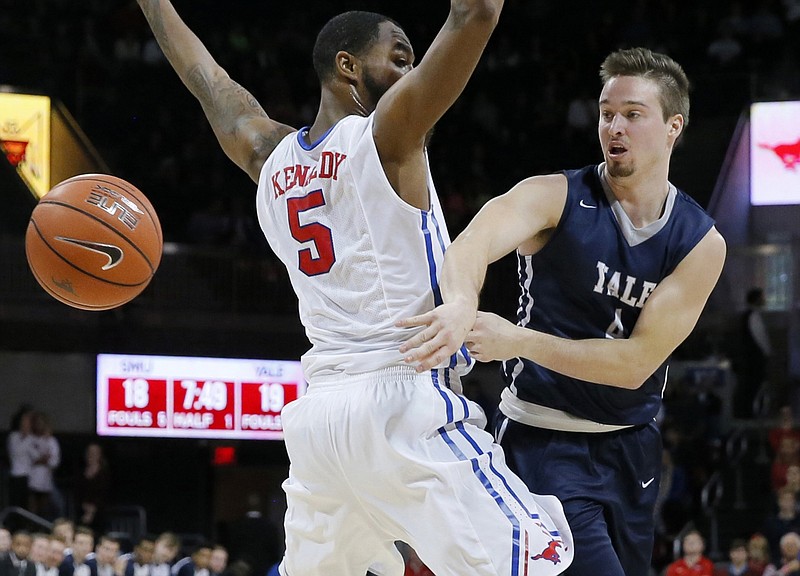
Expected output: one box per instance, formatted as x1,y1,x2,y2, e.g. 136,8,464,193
25,174,163,311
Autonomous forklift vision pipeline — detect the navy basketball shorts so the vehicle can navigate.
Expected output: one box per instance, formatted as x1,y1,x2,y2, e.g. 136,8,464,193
494,413,661,576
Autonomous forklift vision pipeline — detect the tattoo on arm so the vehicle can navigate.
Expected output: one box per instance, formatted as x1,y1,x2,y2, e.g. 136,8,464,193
187,65,215,108
138,0,174,61
252,132,284,164
449,0,469,28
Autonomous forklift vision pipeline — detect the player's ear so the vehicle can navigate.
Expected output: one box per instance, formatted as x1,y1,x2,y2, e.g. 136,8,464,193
668,114,684,137
335,51,361,83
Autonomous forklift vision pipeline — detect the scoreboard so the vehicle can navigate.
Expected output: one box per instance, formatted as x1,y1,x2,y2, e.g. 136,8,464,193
96,353,306,440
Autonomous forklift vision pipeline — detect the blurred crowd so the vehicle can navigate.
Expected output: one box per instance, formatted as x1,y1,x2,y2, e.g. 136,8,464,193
1,0,800,243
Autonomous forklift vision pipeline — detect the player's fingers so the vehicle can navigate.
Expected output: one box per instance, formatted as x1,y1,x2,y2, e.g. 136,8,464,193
396,313,431,328
399,327,434,354
412,346,450,372
402,334,440,362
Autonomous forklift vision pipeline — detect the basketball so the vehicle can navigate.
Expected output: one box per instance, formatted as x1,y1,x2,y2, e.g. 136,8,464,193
25,173,163,311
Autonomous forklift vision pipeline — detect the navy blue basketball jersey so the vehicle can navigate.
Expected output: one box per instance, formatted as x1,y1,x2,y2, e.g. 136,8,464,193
502,165,715,426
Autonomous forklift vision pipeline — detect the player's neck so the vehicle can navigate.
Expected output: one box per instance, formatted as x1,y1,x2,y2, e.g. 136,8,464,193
308,88,366,143
603,164,671,228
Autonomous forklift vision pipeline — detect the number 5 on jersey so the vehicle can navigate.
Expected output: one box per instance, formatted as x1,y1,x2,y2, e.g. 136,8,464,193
287,189,336,276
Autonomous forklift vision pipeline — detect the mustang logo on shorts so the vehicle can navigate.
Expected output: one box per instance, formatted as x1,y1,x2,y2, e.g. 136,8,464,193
531,540,563,565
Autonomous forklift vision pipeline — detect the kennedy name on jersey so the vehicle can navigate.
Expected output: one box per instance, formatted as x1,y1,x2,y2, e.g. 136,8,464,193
593,260,657,309
270,151,348,198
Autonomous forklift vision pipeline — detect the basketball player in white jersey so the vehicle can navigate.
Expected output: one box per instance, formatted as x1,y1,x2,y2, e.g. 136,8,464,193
135,1,573,574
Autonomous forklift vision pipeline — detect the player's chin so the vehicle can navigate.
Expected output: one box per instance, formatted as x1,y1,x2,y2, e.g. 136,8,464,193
605,158,635,178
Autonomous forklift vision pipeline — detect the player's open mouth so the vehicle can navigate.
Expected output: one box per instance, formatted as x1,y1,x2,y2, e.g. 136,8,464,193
608,143,627,158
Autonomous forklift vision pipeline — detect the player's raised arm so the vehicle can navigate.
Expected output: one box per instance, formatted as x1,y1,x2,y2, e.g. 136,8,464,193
136,0,294,182
372,0,502,205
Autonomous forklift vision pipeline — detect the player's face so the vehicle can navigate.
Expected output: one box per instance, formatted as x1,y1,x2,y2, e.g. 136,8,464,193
598,75,680,179
359,21,415,110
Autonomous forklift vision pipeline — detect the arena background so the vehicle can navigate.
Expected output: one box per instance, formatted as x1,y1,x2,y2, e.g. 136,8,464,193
1,0,799,571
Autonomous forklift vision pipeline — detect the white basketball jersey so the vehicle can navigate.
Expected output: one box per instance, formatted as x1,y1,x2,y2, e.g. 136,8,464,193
256,114,472,381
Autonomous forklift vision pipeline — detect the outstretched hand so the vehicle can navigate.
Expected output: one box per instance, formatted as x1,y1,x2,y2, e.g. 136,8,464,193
398,302,477,372
464,311,522,362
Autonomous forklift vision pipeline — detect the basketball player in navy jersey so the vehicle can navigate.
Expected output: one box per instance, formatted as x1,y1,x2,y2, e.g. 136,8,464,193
401,47,727,575
136,1,574,575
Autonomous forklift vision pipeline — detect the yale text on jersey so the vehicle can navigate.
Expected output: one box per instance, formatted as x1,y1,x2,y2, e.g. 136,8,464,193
593,260,657,308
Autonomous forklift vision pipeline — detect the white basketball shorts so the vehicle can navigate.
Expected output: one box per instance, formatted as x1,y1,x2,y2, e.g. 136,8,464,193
277,365,573,576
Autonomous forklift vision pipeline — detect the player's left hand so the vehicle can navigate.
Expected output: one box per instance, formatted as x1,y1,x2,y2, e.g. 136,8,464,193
465,311,523,362
398,301,476,371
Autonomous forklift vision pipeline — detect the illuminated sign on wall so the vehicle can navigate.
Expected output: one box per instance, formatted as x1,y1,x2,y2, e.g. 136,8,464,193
750,101,800,206
0,92,51,198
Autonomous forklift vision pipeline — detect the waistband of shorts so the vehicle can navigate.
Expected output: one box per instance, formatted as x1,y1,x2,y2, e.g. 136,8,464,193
308,363,439,387
499,387,636,433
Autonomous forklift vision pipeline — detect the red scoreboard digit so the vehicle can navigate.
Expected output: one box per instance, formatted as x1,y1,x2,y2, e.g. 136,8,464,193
97,354,306,440
106,377,168,429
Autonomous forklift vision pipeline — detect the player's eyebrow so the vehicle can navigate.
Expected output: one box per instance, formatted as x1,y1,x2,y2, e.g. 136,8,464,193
392,35,413,55
599,98,651,108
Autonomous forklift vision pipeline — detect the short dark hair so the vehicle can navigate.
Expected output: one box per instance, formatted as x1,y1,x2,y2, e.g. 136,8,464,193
312,11,398,83
600,47,691,130
75,526,94,540
730,538,747,551
136,534,156,547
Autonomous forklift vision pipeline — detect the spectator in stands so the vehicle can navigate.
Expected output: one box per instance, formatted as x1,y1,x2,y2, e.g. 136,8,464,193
120,535,154,576
43,537,66,576
772,442,800,493
86,535,120,576
0,530,36,576
666,529,715,576
59,527,95,576
0,527,11,557
73,443,111,533
27,412,61,520
150,533,179,576
764,531,800,576
714,538,757,576
770,406,800,456
50,520,74,553
749,533,773,576
171,542,211,576
208,547,226,576
6,405,34,518
763,489,800,564
29,533,50,576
